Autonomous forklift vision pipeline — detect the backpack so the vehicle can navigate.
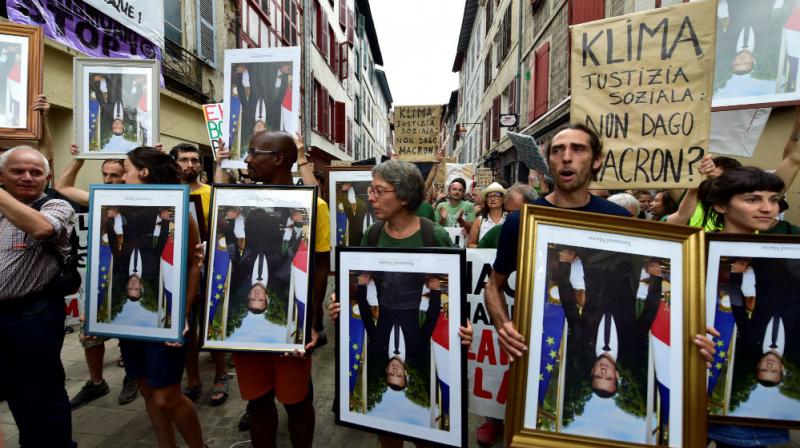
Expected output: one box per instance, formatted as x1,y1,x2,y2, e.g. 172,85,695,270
367,217,437,247
31,195,82,296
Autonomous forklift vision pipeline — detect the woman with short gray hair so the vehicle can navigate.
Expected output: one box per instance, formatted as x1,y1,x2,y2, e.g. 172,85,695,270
370,160,425,214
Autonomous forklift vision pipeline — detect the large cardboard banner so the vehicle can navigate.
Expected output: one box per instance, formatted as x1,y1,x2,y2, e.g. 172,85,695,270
394,105,442,162
570,0,716,189
466,249,515,419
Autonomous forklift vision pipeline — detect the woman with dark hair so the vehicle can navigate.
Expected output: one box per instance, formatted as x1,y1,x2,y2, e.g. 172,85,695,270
650,190,679,221
697,166,794,448
468,182,507,248
121,147,206,448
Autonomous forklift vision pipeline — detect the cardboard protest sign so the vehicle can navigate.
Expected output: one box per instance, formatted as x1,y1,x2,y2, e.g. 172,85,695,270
203,104,224,160
65,213,89,327
394,105,442,162
570,0,716,188
473,168,494,190
466,249,515,419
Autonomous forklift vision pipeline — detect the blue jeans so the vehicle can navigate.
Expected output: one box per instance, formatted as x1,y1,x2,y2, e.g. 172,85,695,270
0,292,74,447
708,424,789,447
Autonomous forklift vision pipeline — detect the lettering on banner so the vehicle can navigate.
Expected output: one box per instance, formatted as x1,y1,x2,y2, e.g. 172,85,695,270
203,104,224,159
569,0,716,188
465,249,516,419
394,105,442,162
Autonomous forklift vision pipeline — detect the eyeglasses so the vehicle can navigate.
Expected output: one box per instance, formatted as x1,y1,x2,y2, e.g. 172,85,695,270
486,192,503,199
248,148,281,156
367,186,396,197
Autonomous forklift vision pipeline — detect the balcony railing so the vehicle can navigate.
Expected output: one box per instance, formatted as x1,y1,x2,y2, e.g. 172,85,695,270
163,40,208,104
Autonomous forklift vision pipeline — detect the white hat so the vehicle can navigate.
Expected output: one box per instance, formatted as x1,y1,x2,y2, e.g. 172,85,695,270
482,182,506,199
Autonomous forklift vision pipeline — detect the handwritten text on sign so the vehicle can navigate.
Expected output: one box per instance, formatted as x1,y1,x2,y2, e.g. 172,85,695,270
466,249,516,419
570,0,716,188
203,104,224,160
394,105,442,162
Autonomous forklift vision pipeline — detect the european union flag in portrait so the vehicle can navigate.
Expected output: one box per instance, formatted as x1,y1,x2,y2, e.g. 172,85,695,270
208,242,230,323
349,303,366,393
539,285,566,403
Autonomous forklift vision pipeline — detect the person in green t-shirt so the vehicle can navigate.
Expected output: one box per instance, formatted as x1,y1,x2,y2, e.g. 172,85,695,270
435,178,476,232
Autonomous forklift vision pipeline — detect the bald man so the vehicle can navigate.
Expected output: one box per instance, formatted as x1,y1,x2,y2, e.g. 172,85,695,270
232,131,331,447
0,147,76,447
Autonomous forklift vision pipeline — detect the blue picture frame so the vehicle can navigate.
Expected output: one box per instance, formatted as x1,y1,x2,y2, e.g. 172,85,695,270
84,184,190,344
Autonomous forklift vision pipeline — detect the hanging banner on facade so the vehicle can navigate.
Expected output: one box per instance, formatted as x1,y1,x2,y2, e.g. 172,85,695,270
83,0,164,48
394,104,442,162
569,0,717,189
202,103,224,160
7,0,162,64
64,213,89,327
466,249,515,419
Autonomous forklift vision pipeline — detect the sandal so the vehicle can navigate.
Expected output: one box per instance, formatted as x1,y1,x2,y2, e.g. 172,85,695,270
183,385,202,402
210,375,229,406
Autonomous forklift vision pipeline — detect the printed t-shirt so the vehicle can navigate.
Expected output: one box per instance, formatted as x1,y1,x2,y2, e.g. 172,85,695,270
435,200,476,227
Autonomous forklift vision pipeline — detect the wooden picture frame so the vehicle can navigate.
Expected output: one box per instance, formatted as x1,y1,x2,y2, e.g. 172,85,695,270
73,57,160,158
84,184,190,344
705,233,800,428
201,184,317,353
334,246,468,448
0,22,42,140
506,205,706,447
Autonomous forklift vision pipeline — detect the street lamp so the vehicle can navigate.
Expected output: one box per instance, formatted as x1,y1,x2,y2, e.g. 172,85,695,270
456,122,482,140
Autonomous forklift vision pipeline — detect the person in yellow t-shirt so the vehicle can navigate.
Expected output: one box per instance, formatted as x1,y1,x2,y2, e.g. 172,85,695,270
169,143,230,406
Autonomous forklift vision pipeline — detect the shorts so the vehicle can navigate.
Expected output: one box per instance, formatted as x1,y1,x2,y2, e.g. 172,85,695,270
79,325,109,349
119,339,186,389
233,353,311,404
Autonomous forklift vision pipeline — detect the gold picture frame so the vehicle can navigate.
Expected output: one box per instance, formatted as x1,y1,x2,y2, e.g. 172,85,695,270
0,21,42,140
506,205,706,447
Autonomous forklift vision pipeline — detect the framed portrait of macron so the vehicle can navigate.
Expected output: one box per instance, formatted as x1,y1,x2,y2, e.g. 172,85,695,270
506,206,706,447
0,22,42,140
335,247,468,448
706,234,800,428
201,185,317,353
74,57,159,158
221,46,301,169
84,184,190,343
326,166,376,268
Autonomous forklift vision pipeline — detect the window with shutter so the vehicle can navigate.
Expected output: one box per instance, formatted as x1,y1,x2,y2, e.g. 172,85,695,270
322,87,330,136
354,94,361,124
570,0,604,25
322,12,330,61
334,101,346,143
533,42,550,120
357,13,365,38
329,26,337,73
339,0,347,30
315,1,323,48
312,80,320,130
347,9,355,46
196,0,216,65
485,1,493,36
339,42,349,80
484,46,492,89
503,7,512,59
492,96,500,143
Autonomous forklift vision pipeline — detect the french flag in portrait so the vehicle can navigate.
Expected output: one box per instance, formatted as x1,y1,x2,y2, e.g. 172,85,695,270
96,244,113,307
432,312,450,419
281,87,296,134
650,301,671,426
291,240,309,332
161,236,175,316
208,239,231,323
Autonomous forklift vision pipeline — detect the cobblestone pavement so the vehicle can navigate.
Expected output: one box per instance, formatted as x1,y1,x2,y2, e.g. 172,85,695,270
1,279,798,447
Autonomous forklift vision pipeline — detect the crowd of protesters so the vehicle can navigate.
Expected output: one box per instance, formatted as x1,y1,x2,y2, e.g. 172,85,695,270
0,97,799,448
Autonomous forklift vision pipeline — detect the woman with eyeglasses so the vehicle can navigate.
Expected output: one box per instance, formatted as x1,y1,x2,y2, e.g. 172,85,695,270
467,182,507,248
120,147,207,448
328,160,472,448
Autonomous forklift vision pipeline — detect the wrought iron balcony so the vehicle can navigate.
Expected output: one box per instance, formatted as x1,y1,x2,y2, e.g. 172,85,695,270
163,40,208,104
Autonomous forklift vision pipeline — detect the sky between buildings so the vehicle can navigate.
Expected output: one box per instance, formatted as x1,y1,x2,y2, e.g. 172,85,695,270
370,0,463,107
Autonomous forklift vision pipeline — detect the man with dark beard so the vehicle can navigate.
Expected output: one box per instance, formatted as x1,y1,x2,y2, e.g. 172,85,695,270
169,143,230,406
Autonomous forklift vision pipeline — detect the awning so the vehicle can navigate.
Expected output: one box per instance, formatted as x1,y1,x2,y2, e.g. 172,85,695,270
506,132,549,173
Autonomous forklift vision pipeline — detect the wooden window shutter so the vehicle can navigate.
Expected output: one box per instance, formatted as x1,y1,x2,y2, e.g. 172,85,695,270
196,0,216,66
322,12,329,60
338,42,349,80
533,42,550,120
492,96,500,142
329,27,337,73
312,80,320,130
339,0,347,30
570,0,604,25
357,13,365,38
347,9,355,46
334,101,346,143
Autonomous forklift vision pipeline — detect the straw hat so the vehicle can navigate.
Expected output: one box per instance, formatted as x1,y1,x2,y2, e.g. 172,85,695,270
482,182,506,199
